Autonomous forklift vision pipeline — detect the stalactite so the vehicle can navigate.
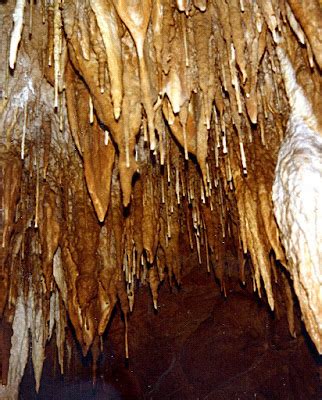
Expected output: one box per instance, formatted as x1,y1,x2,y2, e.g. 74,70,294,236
39,186,60,292
9,0,26,69
90,0,124,120
118,34,142,207
113,0,157,150
1,1,321,395
53,0,62,109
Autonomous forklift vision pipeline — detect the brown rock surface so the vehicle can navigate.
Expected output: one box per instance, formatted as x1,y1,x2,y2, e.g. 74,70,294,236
18,263,321,399
0,1,321,396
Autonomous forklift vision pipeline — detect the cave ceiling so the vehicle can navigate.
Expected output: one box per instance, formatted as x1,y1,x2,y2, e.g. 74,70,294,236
0,0,321,396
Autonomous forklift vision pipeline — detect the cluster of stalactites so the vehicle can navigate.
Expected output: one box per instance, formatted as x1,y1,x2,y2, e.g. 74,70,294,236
1,0,321,395
43,0,319,315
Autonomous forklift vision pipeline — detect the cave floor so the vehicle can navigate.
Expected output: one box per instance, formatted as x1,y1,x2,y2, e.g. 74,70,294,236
20,265,321,400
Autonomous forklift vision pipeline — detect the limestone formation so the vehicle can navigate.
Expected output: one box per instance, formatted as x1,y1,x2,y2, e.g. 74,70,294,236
0,0,321,396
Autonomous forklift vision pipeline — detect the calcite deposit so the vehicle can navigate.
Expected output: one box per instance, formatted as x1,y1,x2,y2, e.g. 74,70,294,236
0,0,321,396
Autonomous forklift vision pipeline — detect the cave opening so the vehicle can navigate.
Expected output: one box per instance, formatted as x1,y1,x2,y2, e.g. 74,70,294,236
0,0,321,399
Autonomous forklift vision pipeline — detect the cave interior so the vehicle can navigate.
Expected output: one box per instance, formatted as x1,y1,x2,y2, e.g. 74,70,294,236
0,0,321,399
